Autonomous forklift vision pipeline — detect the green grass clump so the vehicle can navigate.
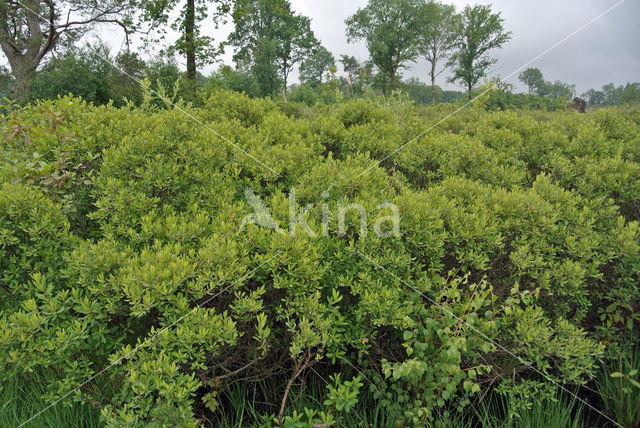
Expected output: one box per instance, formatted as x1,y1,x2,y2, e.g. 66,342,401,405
0,375,101,428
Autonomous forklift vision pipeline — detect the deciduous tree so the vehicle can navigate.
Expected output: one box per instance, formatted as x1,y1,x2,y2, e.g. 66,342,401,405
417,1,460,103
345,0,422,94
518,67,544,95
299,45,335,87
140,0,231,87
448,4,511,96
228,0,317,100
0,0,136,98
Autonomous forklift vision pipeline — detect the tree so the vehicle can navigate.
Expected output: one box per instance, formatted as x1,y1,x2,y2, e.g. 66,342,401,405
448,5,511,96
24,42,114,105
340,54,364,97
345,0,422,94
538,80,574,100
340,55,359,86
417,1,460,103
519,67,544,95
0,0,136,98
602,83,623,106
206,64,260,98
299,45,335,86
250,37,282,97
403,77,443,104
620,82,640,105
582,88,606,107
228,0,317,100
111,51,147,105
140,0,231,87
0,65,13,98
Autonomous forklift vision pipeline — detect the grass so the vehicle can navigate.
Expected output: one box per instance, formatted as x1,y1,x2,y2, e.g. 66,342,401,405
4,357,635,428
213,374,396,427
475,393,587,428
0,376,102,428
212,373,589,428
597,346,640,428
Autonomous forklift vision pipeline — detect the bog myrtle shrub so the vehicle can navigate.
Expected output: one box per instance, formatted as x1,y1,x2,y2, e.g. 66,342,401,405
0,90,639,426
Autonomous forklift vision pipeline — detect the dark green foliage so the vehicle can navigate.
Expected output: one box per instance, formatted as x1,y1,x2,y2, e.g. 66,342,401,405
299,46,336,87
228,0,318,96
110,51,147,106
538,80,575,100
484,90,566,111
583,82,640,107
518,68,544,95
345,0,424,93
206,65,261,98
476,392,587,428
24,44,115,106
448,5,511,94
402,78,444,104
0,65,14,99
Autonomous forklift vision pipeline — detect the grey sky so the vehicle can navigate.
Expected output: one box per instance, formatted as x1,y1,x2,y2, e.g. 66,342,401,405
95,0,640,94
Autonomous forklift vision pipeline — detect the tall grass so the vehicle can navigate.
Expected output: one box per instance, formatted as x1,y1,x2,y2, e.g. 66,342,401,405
214,375,396,427
0,376,102,428
597,346,640,428
212,374,588,428
475,393,586,428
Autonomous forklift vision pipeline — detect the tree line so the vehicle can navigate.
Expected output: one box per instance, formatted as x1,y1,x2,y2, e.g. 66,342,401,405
0,0,637,107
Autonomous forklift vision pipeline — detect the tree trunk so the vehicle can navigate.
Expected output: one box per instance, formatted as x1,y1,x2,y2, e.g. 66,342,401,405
430,62,437,104
282,63,288,102
185,0,196,83
388,69,396,96
0,0,49,101
12,62,36,100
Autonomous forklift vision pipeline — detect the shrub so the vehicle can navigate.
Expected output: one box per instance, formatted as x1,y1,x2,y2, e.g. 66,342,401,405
0,91,637,427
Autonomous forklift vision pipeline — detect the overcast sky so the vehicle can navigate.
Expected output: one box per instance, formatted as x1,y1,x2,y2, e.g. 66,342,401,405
95,0,639,94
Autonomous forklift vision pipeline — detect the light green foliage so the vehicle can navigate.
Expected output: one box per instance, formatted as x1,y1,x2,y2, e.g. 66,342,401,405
0,90,638,426
324,373,363,412
0,182,74,305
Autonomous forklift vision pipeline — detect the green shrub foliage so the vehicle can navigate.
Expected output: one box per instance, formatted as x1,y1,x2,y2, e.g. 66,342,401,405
1,91,638,426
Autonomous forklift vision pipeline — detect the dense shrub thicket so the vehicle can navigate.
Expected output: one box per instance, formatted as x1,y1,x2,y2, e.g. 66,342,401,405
0,92,639,427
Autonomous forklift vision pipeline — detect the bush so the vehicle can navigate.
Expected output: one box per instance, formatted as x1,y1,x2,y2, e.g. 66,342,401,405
0,90,638,427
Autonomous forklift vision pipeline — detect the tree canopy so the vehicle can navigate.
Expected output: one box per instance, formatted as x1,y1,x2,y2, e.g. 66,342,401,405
519,67,544,95
299,45,335,87
417,1,460,103
228,0,317,99
448,4,511,95
345,0,423,94
139,0,231,85
0,0,137,97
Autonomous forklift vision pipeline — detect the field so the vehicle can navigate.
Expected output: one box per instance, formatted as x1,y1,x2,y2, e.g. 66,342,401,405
1,91,639,427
